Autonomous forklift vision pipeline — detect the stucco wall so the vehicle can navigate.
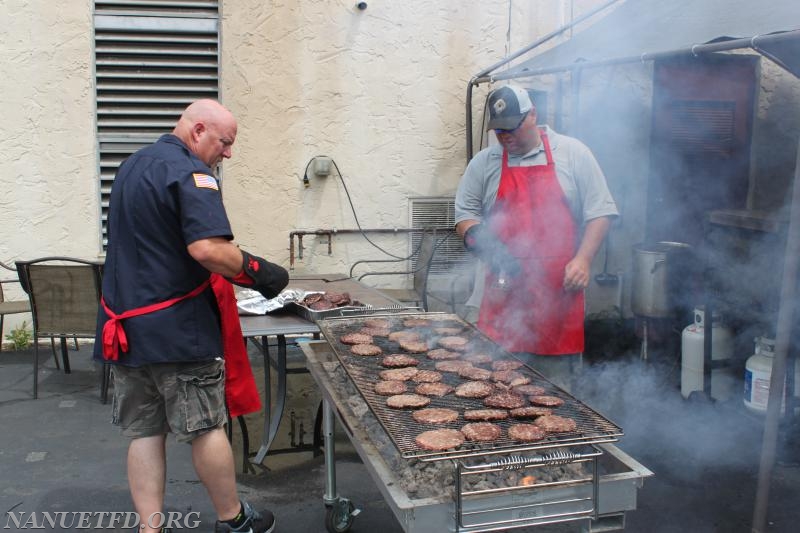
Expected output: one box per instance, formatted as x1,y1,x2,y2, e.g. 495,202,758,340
0,0,581,340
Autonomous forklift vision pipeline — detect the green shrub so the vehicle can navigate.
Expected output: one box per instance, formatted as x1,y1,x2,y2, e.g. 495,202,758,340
5,321,32,350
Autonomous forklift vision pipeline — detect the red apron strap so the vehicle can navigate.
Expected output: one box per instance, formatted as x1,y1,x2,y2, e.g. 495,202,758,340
101,279,211,361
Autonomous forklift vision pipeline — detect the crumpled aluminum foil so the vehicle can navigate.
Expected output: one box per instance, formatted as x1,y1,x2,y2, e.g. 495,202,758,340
236,287,324,315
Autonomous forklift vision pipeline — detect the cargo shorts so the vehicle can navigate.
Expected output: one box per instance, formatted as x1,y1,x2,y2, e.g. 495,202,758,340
111,359,227,443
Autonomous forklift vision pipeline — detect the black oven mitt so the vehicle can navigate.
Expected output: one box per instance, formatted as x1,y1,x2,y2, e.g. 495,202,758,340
463,224,521,278
228,250,289,299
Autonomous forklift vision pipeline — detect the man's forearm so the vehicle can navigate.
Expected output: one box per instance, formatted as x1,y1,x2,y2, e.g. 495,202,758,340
187,237,243,277
574,216,612,263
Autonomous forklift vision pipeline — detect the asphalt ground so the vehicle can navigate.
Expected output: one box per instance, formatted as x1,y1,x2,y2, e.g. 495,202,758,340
1,338,799,533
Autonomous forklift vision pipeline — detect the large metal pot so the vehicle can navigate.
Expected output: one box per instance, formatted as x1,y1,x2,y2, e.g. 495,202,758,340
631,241,693,318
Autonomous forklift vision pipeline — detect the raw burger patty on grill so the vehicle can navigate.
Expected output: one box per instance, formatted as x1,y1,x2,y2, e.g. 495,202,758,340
529,395,565,407
340,332,374,345
463,409,509,421
458,366,492,380
415,429,464,451
350,344,382,356
412,407,459,424
411,370,443,383
491,359,524,371
512,384,547,396
381,354,420,368
437,336,469,351
435,360,474,373
364,318,392,329
386,394,431,409
433,326,463,336
484,392,527,409
399,340,429,353
491,370,528,385
403,318,432,328
461,422,502,442
379,367,419,381
415,382,454,397
359,326,391,337
509,406,552,419
374,380,407,396
508,423,547,442
455,381,494,398
426,348,460,360
534,415,577,433
461,353,493,365
388,330,421,343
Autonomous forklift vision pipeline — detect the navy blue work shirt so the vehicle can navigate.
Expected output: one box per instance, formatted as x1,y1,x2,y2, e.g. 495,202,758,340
94,134,234,366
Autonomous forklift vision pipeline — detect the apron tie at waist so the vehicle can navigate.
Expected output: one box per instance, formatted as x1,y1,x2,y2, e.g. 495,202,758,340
100,279,211,360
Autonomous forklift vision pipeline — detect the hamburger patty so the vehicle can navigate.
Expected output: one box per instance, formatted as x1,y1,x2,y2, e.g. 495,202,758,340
426,348,460,360
463,409,509,421
388,330,421,343
379,367,419,381
359,326,391,337
350,344,382,356
399,340,429,353
434,360,474,373
437,336,469,351
461,422,502,442
509,406,552,419
491,359,524,371
461,353,493,365
374,380,407,396
415,382,454,397
507,423,547,442
454,381,494,399
433,327,463,336
403,318,432,328
483,392,527,409
364,318,392,329
340,332,374,345
457,366,492,380
415,429,464,451
411,370,443,383
534,415,577,433
381,354,420,368
512,384,547,396
412,407,459,424
386,394,431,409
529,395,565,407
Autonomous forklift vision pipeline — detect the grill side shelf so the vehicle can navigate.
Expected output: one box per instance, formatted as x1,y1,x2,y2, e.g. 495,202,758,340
316,313,622,462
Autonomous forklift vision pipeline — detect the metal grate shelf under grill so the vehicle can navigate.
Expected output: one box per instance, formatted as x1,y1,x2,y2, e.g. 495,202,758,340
316,312,623,462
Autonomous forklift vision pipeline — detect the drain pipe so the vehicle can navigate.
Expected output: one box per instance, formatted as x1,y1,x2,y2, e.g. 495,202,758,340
751,139,800,532
465,0,622,160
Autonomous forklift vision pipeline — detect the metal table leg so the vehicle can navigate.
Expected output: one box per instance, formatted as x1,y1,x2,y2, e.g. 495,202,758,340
252,334,289,464
322,398,359,532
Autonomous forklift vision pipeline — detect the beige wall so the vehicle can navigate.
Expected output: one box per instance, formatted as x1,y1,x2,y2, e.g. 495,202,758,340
0,0,581,339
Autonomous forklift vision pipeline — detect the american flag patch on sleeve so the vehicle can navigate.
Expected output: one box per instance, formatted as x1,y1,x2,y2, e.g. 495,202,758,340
193,173,219,190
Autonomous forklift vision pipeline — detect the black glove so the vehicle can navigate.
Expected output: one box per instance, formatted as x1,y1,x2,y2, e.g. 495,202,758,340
229,250,289,299
463,224,521,277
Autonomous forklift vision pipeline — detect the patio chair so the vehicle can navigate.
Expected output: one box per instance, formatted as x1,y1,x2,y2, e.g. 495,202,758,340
0,270,32,353
15,257,110,401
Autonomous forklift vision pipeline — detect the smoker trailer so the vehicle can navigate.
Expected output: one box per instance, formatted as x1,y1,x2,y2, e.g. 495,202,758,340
299,312,653,532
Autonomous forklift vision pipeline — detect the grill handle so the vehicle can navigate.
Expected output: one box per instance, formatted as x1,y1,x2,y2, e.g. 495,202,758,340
459,447,602,471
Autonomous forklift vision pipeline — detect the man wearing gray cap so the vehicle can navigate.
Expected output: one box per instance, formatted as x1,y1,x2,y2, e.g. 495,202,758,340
455,84,618,389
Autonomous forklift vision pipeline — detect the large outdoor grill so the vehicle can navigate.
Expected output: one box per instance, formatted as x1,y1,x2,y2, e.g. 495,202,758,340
301,311,652,533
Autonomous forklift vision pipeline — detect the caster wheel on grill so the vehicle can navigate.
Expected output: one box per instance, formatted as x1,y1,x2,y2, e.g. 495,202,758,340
325,499,356,533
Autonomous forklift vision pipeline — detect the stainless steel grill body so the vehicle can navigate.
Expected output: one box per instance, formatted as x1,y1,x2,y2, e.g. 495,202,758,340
301,339,653,533
316,312,623,461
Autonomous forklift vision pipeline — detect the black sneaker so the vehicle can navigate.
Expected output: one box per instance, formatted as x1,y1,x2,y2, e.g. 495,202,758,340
214,501,275,533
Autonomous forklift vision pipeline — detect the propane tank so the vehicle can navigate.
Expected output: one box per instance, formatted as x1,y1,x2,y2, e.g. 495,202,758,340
743,336,800,414
681,307,735,400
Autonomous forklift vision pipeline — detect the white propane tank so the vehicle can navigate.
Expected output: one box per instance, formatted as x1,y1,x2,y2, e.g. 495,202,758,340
681,307,735,400
743,336,800,414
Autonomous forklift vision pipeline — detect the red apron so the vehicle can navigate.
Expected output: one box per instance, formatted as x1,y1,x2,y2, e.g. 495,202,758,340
477,132,584,355
101,275,261,417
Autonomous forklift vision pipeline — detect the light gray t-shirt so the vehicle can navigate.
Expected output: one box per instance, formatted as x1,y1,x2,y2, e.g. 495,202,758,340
454,125,618,308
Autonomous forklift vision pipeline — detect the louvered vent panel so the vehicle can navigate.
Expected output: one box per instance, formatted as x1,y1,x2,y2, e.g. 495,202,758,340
409,197,470,275
94,2,219,248
669,100,736,157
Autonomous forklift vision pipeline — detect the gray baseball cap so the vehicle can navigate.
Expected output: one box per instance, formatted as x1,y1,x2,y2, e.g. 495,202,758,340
486,85,533,131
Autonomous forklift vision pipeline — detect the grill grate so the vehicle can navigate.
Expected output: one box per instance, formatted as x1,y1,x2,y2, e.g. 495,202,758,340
317,313,623,461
